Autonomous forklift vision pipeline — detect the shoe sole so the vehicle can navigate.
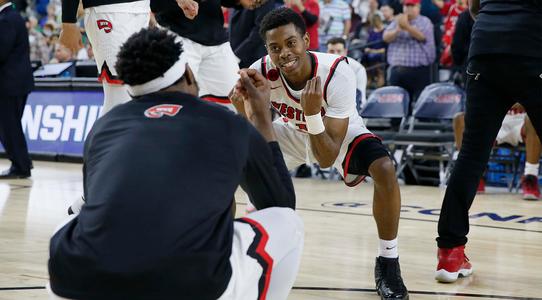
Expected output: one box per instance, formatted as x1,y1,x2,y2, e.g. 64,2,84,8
377,290,409,300
435,267,473,283
522,193,539,201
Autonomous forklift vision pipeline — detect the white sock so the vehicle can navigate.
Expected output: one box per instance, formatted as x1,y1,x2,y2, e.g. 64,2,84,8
378,238,398,258
524,162,540,177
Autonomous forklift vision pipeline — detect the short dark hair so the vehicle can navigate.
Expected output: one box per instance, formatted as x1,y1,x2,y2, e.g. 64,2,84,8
115,28,183,85
326,37,346,47
259,7,306,40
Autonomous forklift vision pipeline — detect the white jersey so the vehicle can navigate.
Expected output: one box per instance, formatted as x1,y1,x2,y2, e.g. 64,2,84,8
250,51,371,176
348,57,368,110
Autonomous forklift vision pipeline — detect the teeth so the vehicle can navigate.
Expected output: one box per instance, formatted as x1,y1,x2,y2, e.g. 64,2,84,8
283,60,296,68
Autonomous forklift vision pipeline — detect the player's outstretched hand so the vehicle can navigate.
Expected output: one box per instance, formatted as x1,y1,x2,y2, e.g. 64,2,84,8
300,76,323,116
177,0,199,19
59,23,83,54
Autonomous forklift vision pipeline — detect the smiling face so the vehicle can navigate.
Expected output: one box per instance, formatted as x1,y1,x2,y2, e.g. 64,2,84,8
264,23,311,79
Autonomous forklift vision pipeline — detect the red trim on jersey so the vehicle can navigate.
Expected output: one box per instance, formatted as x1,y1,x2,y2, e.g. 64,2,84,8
239,217,274,300
98,62,123,85
323,56,348,103
342,133,381,187
276,52,320,104
309,52,319,78
201,95,232,104
261,56,267,79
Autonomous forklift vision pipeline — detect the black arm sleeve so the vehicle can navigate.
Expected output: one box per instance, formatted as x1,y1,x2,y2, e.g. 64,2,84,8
301,10,318,26
240,126,296,210
451,11,472,68
61,0,79,23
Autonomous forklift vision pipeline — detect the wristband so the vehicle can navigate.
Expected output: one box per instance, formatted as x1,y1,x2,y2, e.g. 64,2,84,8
305,113,325,135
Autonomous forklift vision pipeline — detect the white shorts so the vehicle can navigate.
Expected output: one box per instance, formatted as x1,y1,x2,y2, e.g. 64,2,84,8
84,1,150,83
48,208,303,300
496,113,525,146
179,37,240,111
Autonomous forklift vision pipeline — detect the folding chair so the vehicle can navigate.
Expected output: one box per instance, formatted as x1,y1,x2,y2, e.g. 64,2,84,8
360,86,410,145
393,83,465,186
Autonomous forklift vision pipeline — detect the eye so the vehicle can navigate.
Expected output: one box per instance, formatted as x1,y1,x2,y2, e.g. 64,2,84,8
270,46,280,53
287,40,296,47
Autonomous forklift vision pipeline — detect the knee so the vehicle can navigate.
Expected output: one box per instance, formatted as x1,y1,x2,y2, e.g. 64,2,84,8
369,157,397,186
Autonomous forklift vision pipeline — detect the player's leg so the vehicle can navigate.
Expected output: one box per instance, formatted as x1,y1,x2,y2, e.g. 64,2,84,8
436,56,513,283
196,42,240,111
521,116,541,199
225,207,303,300
453,112,465,150
84,6,150,116
342,134,408,299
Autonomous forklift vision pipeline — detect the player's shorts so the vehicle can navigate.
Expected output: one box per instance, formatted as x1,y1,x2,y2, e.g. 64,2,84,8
47,208,303,300
84,1,150,84
273,120,389,187
496,113,525,146
178,37,240,111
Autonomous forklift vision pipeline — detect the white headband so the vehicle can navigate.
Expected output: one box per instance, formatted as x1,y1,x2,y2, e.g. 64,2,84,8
126,51,188,97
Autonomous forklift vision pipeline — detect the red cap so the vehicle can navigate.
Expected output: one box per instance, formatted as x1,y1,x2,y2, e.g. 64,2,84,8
404,0,420,5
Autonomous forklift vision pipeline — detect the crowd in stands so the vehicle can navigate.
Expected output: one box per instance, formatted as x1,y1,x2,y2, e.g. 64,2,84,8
19,0,467,89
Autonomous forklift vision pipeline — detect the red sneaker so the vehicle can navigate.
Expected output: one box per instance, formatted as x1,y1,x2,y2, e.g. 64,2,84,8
477,178,485,194
435,245,473,283
521,175,540,200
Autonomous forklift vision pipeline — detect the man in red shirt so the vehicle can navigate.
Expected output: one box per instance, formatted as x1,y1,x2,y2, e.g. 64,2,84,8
285,0,320,50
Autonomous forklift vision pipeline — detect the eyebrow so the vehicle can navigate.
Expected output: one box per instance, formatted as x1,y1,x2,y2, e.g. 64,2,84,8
268,35,298,46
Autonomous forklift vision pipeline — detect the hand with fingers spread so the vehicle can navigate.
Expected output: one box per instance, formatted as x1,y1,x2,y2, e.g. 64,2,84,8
300,76,323,116
59,23,83,54
176,0,199,19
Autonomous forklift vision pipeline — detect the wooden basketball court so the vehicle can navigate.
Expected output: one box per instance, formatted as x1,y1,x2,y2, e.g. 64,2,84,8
1,159,541,299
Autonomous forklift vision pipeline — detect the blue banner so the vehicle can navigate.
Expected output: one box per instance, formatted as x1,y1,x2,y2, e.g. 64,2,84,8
0,90,103,157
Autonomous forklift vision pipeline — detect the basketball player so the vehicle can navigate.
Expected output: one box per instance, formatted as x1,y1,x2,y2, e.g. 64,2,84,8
436,0,542,283
151,0,264,110
325,37,368,111
48,28,303,300
453,105,541,199
231,8,408,299
60,0,151,115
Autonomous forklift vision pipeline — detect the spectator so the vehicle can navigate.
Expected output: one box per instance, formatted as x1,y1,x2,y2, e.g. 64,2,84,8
380,4,394,26
364,13,386,87
383,0,435,102
326,37,368,110
285,0,320,51
379,0,402,13
0,0,34,179
229,0,275,68
26,16,50,64
435,0,467,67
39,3,58,28
419,0,442,56
49,42,74,63
319,0,351,50
351,0,369,24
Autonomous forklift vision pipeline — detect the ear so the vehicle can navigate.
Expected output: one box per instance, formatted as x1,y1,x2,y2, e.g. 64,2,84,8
303,32,310,49
184,64,196,86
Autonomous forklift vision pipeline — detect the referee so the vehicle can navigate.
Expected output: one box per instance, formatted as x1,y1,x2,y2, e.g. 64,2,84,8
435,0,542,283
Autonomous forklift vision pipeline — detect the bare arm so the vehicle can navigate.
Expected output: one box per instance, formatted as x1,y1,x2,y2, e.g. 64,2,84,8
301,77,348,168
403,23,426,42
343,19,351,37
309,117,348,168
383,27,401,43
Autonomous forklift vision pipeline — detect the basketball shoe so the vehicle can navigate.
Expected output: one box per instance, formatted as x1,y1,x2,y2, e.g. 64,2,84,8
67,196,85,215
521,175,540,200
375,257,409,299
435,245,473,283
477,178,485,193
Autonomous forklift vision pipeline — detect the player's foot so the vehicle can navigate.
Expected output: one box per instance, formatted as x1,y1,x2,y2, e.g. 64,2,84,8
67,196,85,215
476,178,485,194
435,245,473,283
375,256,409,299
521,175,540,200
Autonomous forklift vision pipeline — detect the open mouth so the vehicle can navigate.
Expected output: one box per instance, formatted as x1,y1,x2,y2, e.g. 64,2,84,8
280,58,298,72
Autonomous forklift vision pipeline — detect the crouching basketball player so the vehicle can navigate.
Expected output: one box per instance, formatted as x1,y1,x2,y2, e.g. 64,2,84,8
231,8,408,299
48,28,303,300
